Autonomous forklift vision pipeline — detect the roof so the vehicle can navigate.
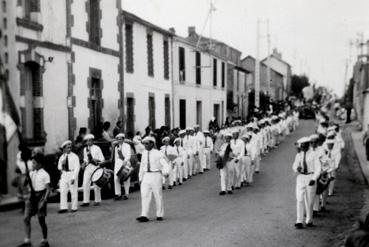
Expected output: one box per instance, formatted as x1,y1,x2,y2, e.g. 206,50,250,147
261,54,291,68
122,10,174,37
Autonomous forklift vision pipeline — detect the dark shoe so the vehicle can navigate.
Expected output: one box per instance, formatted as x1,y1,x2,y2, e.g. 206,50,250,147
320,206,327,212
227,191,233,195
294,223,303,229
179,183,182,186
136,216,149,222
80,203,90,207
71,209,78,213
255,171,260,174
235,187,241,190
162,186,166,190
114,195,122,201
173,182,176,187
123,195,129,200
39,240,49,247
17,242,32,247
200,172,203,174
94,202,100,206
306,222,314,227
168,186,173,190
157,217,163,221
58,209,68,214
183,178,187,182
219,191,226,196
313,211,319,217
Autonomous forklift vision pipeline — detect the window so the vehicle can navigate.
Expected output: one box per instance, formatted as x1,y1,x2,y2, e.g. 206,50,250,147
126,97,135,133
221,62,225,88
196,101,202,128
4,52,8,63
196,51,201,85
179,99,186,129
24,0,40,19
213,58,217,87
237,71,240,91
125,23,133,73
148,95,155,129
2,1,5,12
22,62,43,140
179,47,185,82
165,96,170,127
163,39,169,80
3,18,7,29
4,35,7,47
89,0,100,46
90,77,102,135
147,32,154,76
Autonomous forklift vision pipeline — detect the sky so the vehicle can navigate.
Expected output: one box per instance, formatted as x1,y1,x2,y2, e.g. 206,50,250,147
122,0,369,97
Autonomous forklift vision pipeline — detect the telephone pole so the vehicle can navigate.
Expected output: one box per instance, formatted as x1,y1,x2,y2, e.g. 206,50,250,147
255,19,260,108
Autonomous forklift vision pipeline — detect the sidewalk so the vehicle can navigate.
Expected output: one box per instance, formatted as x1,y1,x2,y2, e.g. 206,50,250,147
351,124,369,185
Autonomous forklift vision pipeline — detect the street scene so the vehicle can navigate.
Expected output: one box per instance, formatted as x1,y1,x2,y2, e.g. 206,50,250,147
1,0,369,247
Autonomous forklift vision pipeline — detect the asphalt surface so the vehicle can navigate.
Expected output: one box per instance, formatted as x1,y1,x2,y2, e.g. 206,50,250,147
0,120,367,247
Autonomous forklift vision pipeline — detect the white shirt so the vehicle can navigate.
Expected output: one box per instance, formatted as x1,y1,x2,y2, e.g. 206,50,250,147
292,150,321,180
183,135,195,152
203,136,214,150
160,145,176,157
139,149,170,181
194,131,205,152
58,152,80,180
114,143,131,165
30,168,50,192
230,138,245,159
83,144,105,164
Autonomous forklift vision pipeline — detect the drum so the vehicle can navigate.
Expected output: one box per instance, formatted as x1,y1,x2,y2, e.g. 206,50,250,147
91,168,113,188
116,163,133,183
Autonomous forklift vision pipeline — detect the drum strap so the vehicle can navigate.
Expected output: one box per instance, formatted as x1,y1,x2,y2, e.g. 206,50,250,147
147,151,151,172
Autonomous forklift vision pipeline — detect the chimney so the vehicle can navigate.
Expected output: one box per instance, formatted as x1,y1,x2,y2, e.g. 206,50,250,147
169,27,176,34
188,26,196,37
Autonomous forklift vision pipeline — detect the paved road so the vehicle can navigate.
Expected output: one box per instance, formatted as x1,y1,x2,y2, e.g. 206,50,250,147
0,120,366,247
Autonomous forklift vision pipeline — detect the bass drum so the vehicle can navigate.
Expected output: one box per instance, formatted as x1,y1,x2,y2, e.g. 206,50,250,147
116,162,133,184
91,168,113,188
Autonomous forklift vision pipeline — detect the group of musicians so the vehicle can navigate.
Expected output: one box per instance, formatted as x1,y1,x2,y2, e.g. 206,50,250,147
292,119,344,229
216,111,300,195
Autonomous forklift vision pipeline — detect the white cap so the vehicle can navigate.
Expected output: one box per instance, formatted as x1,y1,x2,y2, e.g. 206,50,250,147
327,126,336,131
326,139,335,144
297,137,310,144
142,136,156,143
173,138,181,144
241,134,249,140
203,130,210,134
327,131,336,137
115,133,125,139
84,134,95,141
309,134,319,141
186,127,194,131
194,124,200,128
61,140,72,148
178,130,186,135
224,132,232,138
162,136,170,143
232,130,239,134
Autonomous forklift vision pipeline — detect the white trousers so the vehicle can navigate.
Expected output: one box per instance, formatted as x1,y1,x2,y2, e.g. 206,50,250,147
187,151,194,177
296,174,316,224
114,161,131,196
59,172,78,210
174,158,184,183
204,148,212,170
219,167,228,192
241,156,251,184
227,160,235,190
163,163,174,187
328,170,336,196
83,164,101,203
255,154,261,172
140,173,164,218
234,159,241,188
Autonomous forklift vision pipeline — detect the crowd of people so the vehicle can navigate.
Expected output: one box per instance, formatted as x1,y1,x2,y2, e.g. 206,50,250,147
292,111,344,229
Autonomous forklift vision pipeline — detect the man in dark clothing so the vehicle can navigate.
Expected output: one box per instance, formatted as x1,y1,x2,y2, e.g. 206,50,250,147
113,121,123,137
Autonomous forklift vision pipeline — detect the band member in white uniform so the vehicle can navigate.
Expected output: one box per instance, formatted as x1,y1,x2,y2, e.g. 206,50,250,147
160,137,175,189
113,133,131,200
58,140,80,213
193,125,206,174
325,130,340,196
81,134,105,207
178,130,188,180
184,128,195,178
173,138,185,185
203,130,214,171
293,137,320,229
218,133,235,195
137,136,170,222
240,134,252,186
231,131,245,189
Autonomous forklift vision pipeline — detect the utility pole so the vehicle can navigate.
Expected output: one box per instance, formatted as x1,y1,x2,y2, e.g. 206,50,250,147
255,19,260,108
266,19,271,97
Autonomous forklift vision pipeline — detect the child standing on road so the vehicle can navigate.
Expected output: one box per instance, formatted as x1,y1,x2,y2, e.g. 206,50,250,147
19,153,51,247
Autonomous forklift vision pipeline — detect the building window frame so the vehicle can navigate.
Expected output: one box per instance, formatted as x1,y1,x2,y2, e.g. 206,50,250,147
147,30,154,77
179,46,186,82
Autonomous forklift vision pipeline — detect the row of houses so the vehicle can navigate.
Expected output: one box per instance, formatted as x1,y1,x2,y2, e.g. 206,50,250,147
0,0,292,194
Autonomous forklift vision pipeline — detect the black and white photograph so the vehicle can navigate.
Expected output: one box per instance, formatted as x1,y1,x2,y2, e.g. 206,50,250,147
1,0,369,246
